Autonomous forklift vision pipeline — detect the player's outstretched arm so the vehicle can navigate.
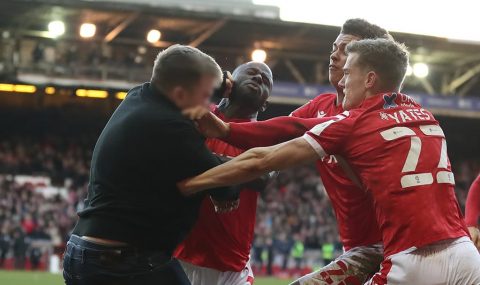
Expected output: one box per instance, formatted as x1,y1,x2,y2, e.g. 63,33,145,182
178,137,318,196
183,106,332,149
213,154,277,192
225,116,329,149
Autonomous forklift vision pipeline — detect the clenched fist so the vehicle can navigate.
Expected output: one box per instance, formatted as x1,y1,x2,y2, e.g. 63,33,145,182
182,107,230,138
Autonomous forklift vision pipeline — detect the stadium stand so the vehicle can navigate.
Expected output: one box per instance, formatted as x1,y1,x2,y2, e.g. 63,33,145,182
1,0,480,281
0,132,478,275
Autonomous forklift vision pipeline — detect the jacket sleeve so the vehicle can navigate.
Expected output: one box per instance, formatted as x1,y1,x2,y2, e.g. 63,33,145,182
164,120,239,200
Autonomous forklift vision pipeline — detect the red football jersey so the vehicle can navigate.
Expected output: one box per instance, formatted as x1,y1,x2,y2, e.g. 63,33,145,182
174,108,259,272
290,93,382,250
303,92,468,257
465,175,480,227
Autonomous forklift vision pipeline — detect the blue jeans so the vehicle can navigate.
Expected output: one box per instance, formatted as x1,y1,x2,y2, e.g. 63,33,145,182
63,235,190,285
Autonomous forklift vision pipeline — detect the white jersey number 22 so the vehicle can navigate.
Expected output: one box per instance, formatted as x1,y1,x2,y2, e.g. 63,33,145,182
380,125,455,188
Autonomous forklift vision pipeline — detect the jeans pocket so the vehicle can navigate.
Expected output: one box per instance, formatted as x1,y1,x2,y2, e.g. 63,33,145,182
63,245,85,281
63,253,79,285
63,267,74,285
63,253,72,275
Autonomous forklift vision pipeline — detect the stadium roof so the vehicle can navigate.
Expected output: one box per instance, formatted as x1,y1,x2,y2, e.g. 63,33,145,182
1,0,480,97
255,0,480,44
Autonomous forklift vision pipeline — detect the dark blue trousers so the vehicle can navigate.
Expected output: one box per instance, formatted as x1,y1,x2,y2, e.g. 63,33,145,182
63,235,190,285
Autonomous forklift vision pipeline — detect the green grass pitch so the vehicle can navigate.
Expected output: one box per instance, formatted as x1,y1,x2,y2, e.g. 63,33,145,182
0,270,293,285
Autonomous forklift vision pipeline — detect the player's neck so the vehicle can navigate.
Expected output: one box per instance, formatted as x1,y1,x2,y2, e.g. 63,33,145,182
368,87,398,98
335,87,345,107
364,90,379,100
221,103,258,120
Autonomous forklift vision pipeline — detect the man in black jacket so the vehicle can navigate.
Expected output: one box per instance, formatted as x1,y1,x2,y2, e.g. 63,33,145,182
63,44,238,285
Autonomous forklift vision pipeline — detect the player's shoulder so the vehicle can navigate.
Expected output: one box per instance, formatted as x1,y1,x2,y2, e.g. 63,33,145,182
300,93,338,108
291,93,338,118
339,109,363,129
310,93,338,106
358,93,438,130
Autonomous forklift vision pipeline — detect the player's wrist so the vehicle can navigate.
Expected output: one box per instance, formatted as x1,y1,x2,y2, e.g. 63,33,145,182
223,122,231,138
177,177,206,196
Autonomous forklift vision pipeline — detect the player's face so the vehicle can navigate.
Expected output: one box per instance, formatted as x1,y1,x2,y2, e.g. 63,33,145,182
338,53,368,110
231,62,273,111
329,34,361,89
173,75,218,109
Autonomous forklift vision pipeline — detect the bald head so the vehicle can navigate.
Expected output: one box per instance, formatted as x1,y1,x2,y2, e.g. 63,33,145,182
232,61,273,83
228,61,273,114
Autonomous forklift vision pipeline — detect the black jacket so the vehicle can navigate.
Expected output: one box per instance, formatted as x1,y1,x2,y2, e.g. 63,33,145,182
73,82,235,254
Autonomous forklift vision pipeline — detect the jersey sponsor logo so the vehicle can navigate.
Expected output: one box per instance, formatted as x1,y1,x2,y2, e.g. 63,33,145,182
399,94,417,107
383,93,398,109
322,154,338,164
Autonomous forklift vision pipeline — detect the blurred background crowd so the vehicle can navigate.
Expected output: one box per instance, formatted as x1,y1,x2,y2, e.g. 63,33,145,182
1,0,480,279
0,133,478,275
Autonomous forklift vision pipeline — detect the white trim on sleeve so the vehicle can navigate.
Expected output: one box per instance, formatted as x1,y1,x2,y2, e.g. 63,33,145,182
302,134,327,158
309,111,350,136
302,111,350,159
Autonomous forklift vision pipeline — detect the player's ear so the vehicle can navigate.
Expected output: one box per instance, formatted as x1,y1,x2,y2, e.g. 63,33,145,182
171,86,188,107
171,86,182,99
365,71,377,89
260,100,269,112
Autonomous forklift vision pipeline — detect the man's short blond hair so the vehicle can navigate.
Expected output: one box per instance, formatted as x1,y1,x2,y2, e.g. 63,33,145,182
151,44,222,92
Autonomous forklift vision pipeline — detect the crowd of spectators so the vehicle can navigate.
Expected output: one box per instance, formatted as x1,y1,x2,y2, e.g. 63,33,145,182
0,136,92,186
0,136,478,272
0,137,89,269
252,164,340,273
0,179,81,269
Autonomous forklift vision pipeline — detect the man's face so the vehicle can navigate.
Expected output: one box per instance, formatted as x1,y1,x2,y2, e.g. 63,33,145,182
175,75,218,110
338,52,369,110
231,62,273,111
329,33,361,89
